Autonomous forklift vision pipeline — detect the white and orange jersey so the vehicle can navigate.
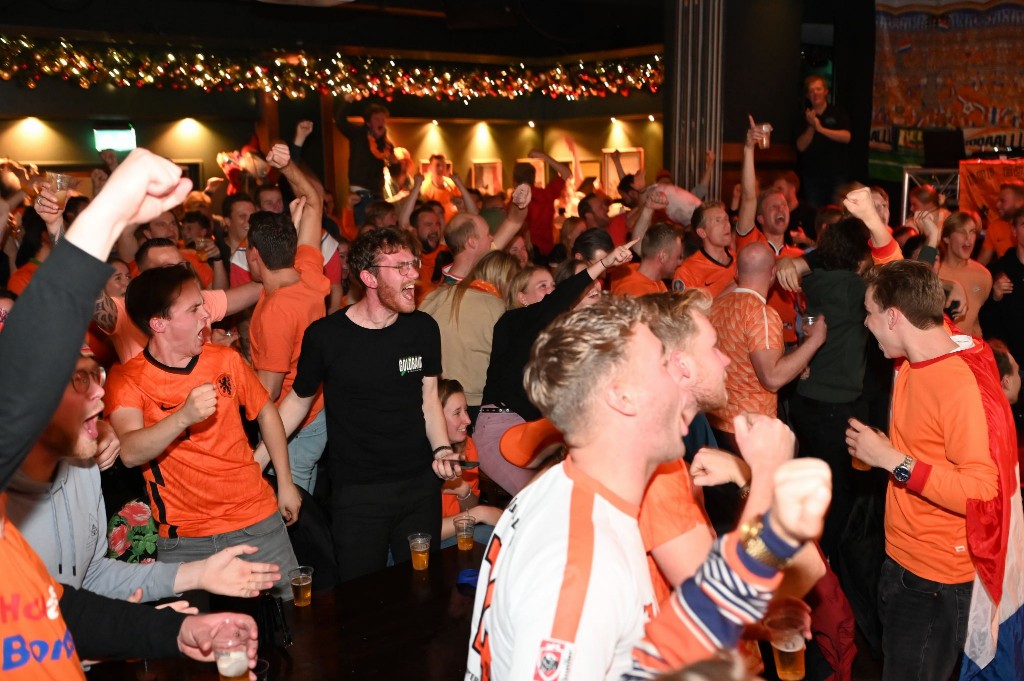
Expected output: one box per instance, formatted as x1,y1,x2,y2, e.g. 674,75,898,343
465,457,655,681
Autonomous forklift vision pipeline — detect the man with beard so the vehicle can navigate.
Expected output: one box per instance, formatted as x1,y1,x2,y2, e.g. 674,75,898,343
0,148,259,679
264,228,458,580
9,345,281,602
978,180,1024,266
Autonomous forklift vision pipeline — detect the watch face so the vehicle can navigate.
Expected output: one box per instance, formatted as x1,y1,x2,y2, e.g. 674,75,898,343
893,466,911,483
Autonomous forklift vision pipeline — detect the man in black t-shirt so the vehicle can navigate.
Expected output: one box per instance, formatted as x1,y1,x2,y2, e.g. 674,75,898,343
269,228,458,580
796,75,851,208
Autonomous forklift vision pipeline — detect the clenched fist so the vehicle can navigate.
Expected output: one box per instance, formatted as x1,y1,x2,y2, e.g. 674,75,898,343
180,384,218,427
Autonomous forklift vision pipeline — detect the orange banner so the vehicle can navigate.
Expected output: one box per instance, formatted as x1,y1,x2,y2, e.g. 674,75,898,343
959,159,1024,216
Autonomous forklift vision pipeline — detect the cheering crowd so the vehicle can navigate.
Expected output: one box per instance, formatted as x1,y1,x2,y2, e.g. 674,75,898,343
1,73,1022,681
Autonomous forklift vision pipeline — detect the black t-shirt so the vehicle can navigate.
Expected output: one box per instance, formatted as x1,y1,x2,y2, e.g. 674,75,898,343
981,250,1024,362
789,202,820,241
481,269,594,421
797,103,851,178
293,308,442,484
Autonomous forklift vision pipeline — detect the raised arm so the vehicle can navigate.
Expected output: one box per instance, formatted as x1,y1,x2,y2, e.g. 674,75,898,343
492,184,530,251
266,143,322,249
843,187,897,252
451,171,478,215
528,149,572,181
0,149,190,489
627,189,668,255
690,149,715,201
566,135,584,191
397,173,423,231
33,185,66,244
736,117,764,237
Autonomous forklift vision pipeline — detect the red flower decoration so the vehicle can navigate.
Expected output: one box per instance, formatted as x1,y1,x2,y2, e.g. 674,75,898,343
120,501,152,527
109,525,129,556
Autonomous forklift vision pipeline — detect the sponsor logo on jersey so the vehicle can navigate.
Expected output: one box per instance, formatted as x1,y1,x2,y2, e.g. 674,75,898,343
533,638,572,681
672,279,686,292
398,355,424,376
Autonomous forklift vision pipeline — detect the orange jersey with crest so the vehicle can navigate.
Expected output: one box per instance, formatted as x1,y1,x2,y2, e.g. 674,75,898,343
104,344,278,538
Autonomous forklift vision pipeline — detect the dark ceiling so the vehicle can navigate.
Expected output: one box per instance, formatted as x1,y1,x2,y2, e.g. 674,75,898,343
1,0,667,59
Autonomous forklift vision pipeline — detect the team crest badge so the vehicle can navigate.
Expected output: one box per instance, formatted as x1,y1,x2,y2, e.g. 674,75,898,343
215,373,234,398
533,638,572,681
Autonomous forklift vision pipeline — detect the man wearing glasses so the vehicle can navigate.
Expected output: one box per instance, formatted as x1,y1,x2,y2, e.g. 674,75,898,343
266,227,457,580
8,344,282,603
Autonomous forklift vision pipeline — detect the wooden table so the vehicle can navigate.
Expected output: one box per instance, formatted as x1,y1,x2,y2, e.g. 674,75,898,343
87,544,485,680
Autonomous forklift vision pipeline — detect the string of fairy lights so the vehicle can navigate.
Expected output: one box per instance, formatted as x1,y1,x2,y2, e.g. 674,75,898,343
0,35,663,102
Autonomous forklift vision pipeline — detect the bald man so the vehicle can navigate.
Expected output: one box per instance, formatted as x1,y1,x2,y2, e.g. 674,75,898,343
707,243,827,449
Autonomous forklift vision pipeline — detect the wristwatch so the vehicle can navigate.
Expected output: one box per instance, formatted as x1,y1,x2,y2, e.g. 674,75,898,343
739,516,793,570
892,455,914,483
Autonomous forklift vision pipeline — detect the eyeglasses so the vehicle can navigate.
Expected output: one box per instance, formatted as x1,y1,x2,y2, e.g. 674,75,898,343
370,258,421,276
71,367,106,394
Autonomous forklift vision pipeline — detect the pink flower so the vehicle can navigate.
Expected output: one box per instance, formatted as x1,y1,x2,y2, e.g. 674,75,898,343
109,525,130,556
140,558,156,564
120,501,152,527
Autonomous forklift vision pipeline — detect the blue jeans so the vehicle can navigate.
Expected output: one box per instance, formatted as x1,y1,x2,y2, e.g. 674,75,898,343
878,557,972,681
287,410,327,494
156,513,299,600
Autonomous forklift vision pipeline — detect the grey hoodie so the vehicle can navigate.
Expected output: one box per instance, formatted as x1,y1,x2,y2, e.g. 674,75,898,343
6,459,180,601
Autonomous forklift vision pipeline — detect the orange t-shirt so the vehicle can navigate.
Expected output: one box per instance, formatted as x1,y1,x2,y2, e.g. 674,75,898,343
672,249,736,298
736,228,802,343
441,437,481,518
180,249,214,289
419,244,449,285
126,247,213,289
0,497,83,679
250,245,329,429
108,290,228,364
983,219,1015,259
638,459,714,604
104,344,278,538
6,261,40,296
708,288,784,432
420,178,461,224
886,345,1000,584
611,269,667,297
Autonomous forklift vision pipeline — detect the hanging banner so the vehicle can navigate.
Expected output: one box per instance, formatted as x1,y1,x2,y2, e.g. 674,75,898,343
872,2,1024,152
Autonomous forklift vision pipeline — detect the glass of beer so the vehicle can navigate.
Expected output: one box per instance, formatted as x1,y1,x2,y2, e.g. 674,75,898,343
758,123,773,149
408,532,431,570
289,566,314,607
213,629,250,681
454,515,476,551
194,236,211,263
765,609,806,680
46,172,73,210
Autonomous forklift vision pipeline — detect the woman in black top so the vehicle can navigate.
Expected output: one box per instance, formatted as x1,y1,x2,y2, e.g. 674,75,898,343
475,238,636,495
